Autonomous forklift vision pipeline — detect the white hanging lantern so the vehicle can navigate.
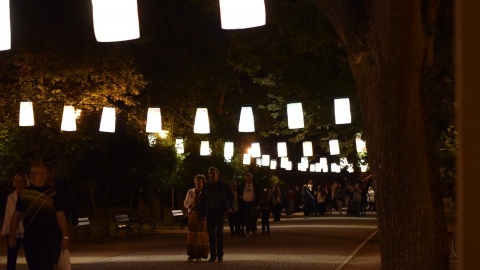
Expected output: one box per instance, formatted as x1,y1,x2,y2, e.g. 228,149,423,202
175,138,184,154
331,163,341,173
356,137,366,153
298,163,307,172
250,142,261,158
277,142,288,157
99,107,116,133
280,157,289,168
224,141,234,160
146,108,162,133
91,0,140,42
310,164,316,172
200,141,210,156
315,163,322,172
194,108,210,134
329,139,340,155
0,0,11,51
261,155,270,166
334,98,352,124
219,0,266,30
238,106,255,132
319,157,329,172
243,153,251,165
61,105,77,131
287,102,304,129
303,141,313,157
360,164,369,172
270,159,277,170
19,101,34,126
256,158,262,167
286,161,292,171
301,157,309,168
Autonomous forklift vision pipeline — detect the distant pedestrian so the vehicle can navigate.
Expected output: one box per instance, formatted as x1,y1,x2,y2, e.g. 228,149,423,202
367,187,376,211
238,173,260,237
227,181,240,237
198,167,234,263
260,193,272,235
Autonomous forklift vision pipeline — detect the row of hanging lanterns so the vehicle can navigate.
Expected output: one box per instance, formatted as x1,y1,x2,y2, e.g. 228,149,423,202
18,99,352,132
1,0,266,51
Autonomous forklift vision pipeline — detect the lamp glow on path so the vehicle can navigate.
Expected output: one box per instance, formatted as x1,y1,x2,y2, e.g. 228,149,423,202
329,139,340,155
334,98,351,124
146,108,162,133
194,108,210,134
270,159,277,170
0,0,11,51
99,107,116,132
287,102,304,129
19,101,34,126
61,105,77,131
92,0,140,42
175,138,184,154
239,106,255,132
200,141,210,156
219,0,265,30
303,141,313,157
277,142,288,157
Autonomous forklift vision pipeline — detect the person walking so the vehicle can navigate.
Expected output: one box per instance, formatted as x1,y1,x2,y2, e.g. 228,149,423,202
270,185,282,221
183,174,209,262
260,193,272,235
8,163,70,270
238,173,260,237
198,167,234,263
1,173,29,270
227,181,240,237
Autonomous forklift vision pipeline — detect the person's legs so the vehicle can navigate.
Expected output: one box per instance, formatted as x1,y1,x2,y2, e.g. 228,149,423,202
6,237,22,270
215,214,225,259
24,233,55,270
206,215,217,260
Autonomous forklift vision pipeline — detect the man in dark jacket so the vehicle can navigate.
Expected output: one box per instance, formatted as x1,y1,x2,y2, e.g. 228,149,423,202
199,167,234,263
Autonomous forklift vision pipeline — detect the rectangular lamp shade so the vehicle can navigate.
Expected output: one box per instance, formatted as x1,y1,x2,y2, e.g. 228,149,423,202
315,163,322,172
261,155,270,166
287,102,304,129
280,157,289,168
92,0,140,42
200,141,210,156
175,138,184,154
331,163,341,173
356,137,366,153
19,101,34,126
286,161,292,171
61,105,77,131
319,157,329,172
238,106,255,132
301,157,309,167
99,107,116,132
277,142,288,157
303,141,313,157
250,142,261,158
361,164,369,172
219,0,266,30
224,141,234,158
270,159,277,170
194,108,210,134
310,164,316,172
298,163,307,172
334,98,352,124
256,158,262,167
0,0,11,51
243,153,251,165
146,108,162,133
329,139,340,155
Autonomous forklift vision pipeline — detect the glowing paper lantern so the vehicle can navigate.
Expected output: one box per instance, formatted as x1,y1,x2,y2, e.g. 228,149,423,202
224,141,234,161
319,157,329,172
194,108,210,134
277,142,288,157
356,137,366,153
262,155,270,166
238,106,255,132
334,98,351,124
329,139,340,155
146,108,162,133
286,161,292,171
99,107,116,132
61,105,77,131
303,141,313,157
270,159,277,170
310,164,316,172
287,102,304,129
0,0,11,51
200,141,210,156
219,0,266,30
19,101,34,126
250,142,261,158
175,138,184,154
243,153,251,165
280,157,289,168
315,163,321,172
92,0,140,42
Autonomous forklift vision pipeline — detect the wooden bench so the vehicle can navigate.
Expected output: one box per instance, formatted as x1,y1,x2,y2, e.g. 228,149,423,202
74,217,105,240
130,210,154,231
114,214,142,236
171,210,185,229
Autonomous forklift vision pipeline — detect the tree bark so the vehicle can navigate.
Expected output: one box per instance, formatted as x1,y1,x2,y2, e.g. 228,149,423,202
314,0,450,269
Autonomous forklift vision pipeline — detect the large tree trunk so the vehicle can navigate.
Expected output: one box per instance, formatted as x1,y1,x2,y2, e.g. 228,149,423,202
314,0,450,269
